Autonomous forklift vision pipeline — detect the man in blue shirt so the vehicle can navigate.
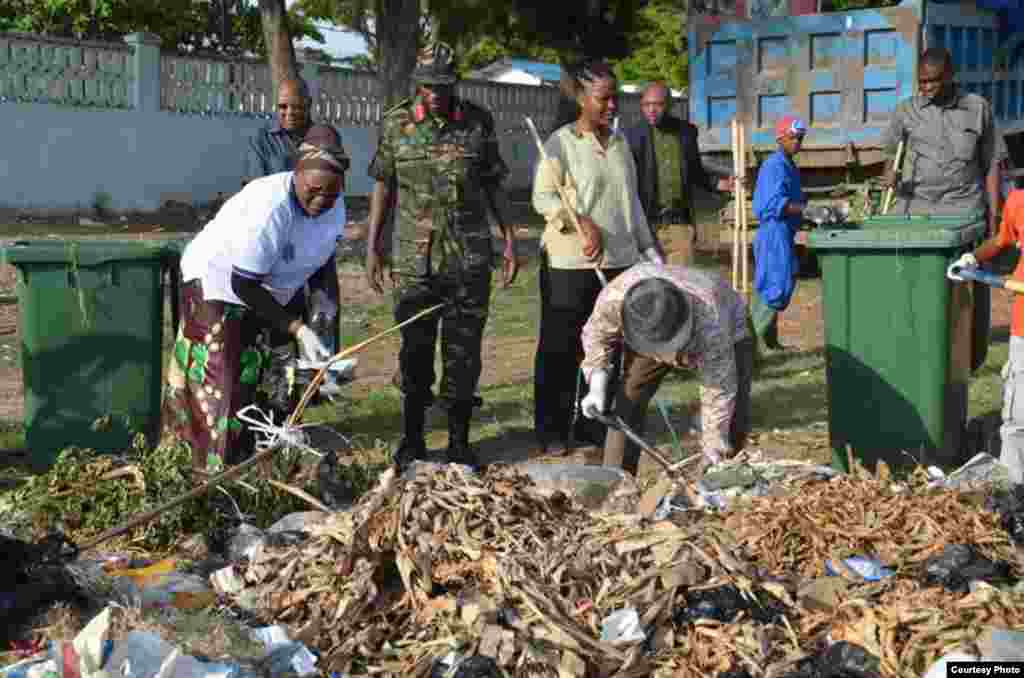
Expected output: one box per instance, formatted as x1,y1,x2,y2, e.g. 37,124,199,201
751,115,808,351
242,77,313,187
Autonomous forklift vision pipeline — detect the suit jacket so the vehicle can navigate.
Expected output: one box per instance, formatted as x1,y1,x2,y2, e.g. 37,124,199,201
624,115,725,226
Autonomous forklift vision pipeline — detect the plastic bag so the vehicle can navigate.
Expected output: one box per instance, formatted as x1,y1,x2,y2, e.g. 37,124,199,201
825,556,894,582
600,608,647,644
989,485,1024,546
780,641,881,678
924,544,1014,593
430,656,502,678
673,585,788,626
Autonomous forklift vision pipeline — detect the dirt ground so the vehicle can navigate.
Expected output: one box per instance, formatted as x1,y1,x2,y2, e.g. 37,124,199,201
0,218,1014,476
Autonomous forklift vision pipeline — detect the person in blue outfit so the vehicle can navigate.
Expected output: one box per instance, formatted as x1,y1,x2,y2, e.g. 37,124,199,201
751,115,809,351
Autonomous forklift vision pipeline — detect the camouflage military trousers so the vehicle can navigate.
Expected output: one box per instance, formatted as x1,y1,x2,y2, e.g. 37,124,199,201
392,268,492,410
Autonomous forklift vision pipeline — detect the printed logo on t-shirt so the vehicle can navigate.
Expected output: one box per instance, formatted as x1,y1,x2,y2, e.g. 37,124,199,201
282,242,296,262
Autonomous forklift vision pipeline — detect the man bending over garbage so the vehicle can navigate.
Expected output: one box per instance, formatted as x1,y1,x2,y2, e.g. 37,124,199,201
579,262,754,475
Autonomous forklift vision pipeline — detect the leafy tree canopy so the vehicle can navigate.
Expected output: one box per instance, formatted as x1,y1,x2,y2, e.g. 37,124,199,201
0,0,322,56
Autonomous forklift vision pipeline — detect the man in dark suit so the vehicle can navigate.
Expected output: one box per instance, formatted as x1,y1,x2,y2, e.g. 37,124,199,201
624,81,736,265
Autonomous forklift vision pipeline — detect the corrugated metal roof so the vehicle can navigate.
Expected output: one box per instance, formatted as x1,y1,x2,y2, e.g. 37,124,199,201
502,59,562,82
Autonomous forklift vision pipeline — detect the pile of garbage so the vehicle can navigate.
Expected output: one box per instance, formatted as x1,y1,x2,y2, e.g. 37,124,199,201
3,453,1024,678
215,458,1023,677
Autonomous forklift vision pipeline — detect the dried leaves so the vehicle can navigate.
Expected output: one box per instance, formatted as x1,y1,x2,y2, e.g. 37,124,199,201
235,463,1024,678
724,474,1020,578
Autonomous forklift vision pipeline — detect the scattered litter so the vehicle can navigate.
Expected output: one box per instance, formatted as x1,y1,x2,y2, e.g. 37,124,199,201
430,655,502,678
989,485,1024,546
780,641,880,678
209,566,244,596
927,453,1011,490
923,544,1014,593
922,652,982,678
825,556,894,582
251,626,317,676
976,628,1024,661
106,560,216,611
599,608,647,644
673,584,789,625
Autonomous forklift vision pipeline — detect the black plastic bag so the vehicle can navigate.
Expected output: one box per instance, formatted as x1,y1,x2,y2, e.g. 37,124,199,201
780,642,881,678
0,533,82,646
673,584,788,626
989,485,1024,546
431,655,502,678
924,544,1014,593
318,449,355,510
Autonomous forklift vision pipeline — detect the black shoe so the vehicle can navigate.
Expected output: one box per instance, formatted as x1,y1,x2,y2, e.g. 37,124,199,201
393,436,429,472
446,401,481,469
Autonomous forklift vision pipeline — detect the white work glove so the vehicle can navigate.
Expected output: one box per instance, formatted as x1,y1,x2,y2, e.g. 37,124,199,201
581,369,611,419
947,252,978,282
295,324,332,364
642,247,665,266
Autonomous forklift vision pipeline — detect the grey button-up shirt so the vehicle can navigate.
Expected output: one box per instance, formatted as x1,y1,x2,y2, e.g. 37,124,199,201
882,90,1005,216
245,123,304,180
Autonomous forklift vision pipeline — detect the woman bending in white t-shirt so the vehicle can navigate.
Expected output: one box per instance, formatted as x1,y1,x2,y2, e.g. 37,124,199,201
163,125,349,473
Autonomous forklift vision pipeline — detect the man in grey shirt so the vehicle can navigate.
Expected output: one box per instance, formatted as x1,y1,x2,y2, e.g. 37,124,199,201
882,47,1006,231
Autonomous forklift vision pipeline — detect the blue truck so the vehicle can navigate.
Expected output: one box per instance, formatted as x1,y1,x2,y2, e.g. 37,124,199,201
688,0,1024,213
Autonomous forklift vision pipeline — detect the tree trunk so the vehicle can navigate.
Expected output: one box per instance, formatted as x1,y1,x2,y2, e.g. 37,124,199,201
258,0,299,94
374,0,420,108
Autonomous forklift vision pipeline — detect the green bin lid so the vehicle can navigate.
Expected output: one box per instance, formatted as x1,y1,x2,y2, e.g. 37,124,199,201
1,238,191,267
807,215,986,251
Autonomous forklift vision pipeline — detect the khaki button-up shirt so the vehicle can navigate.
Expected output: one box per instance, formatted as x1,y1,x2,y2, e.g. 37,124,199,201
882,91,1005,216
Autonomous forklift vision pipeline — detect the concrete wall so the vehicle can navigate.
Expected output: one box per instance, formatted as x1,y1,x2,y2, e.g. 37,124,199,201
0,103,378,212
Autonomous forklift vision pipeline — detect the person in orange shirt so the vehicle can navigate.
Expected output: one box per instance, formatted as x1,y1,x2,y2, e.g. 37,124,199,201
949,188,1024,484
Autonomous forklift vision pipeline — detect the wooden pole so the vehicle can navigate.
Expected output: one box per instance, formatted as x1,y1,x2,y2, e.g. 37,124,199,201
882,139,905,215
731,120,741,292
739,123,749,297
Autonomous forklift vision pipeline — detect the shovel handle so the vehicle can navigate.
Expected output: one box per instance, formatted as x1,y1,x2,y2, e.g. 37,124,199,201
593,412,674,474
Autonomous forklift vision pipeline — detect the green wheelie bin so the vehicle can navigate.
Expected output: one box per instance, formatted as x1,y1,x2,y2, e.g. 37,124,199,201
1,238,187,469
806,214,990,473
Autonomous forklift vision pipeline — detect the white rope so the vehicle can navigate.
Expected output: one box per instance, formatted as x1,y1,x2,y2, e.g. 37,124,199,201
235,404,353,459
236,404,322,457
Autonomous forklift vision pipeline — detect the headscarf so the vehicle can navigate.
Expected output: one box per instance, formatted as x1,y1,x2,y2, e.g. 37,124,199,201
297,124,350,174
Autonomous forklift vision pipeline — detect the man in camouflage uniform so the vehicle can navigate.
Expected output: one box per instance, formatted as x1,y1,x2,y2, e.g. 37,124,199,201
365,43,519,469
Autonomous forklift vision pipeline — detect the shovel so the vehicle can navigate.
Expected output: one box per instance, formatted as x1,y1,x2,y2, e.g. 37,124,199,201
948,265,1024,294
591,412,703,476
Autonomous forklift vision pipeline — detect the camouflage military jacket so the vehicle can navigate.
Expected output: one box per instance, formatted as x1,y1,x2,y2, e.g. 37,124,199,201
369,96,509,277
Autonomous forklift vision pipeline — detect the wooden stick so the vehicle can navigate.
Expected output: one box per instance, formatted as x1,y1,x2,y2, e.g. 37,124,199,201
267,479,333,513
731,120,741,292
882,139,905,214
525,116,605,284
739,124,749,296
288,301,446,426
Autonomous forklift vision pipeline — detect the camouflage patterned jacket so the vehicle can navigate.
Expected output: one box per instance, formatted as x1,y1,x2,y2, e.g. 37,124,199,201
368,96,509,277
581,263,751,457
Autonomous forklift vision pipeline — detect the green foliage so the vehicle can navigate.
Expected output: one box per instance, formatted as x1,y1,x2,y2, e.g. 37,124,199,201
612,0,687,90
299,0,650,70
0,0,323,56
5,435,387,550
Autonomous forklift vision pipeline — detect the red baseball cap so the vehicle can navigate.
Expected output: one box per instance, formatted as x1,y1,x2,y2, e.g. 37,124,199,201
774,115,807,140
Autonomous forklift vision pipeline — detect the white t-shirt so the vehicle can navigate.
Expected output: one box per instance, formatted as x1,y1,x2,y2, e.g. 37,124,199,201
181,172,345,306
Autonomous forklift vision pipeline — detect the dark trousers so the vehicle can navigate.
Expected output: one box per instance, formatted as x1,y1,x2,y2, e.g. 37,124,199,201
604,337,756,475
392,268,492,410
534,255,627,446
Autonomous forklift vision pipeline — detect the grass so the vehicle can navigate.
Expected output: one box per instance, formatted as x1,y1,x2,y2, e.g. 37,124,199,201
0,201,1014,483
